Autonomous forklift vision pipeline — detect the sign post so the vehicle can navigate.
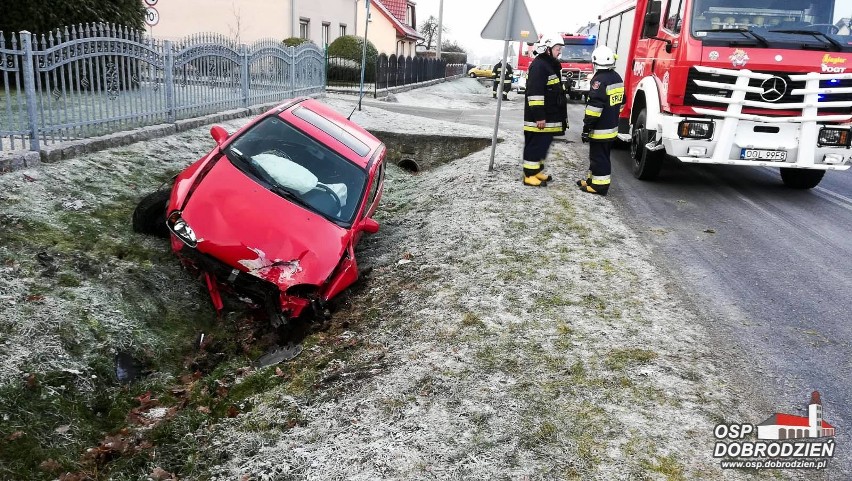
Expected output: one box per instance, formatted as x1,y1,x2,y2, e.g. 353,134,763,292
481,0,537,172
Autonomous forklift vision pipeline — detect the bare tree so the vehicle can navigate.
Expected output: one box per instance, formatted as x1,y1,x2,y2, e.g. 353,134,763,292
417,15,447,50
228,1,244,44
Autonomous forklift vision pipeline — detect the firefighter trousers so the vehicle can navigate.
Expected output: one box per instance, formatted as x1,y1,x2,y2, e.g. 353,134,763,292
523,131,554,176
589,141,613,177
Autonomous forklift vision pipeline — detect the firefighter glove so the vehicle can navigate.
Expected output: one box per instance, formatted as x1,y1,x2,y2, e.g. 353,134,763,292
581,127,590,143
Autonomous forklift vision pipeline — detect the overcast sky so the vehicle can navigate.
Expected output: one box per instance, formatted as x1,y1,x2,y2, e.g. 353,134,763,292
412,0,601,63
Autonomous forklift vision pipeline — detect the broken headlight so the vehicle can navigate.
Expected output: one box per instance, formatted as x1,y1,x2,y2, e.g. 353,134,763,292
167,211,197,247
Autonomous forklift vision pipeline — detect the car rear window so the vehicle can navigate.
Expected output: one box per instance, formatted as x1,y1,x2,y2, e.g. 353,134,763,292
291,106,371,157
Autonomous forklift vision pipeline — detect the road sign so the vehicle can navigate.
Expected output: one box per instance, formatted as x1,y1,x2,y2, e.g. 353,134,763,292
482,0,538,171
143,0,158,6
481,0,537,42
144,7,160,27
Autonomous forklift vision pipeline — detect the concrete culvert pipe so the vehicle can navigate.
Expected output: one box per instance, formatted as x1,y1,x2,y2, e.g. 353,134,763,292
398,158,420,173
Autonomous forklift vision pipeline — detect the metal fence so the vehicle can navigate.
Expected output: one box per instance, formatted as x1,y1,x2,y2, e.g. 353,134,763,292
0,23,325,152
326,53,464,96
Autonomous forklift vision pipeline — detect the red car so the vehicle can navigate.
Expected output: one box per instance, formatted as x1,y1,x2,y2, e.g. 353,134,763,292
133,98,386,326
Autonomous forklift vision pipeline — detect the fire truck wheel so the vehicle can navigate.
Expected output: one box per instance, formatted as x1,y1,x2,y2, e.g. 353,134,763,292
630,108,663,180
779,168,825,189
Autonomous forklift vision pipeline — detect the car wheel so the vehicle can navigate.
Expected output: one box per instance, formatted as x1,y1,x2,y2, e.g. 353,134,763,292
779,168,825,189
630,108,664,180
469,73,477,78
132,188,171,238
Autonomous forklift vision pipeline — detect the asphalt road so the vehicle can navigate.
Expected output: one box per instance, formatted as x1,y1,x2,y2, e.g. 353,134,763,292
367,92,852,451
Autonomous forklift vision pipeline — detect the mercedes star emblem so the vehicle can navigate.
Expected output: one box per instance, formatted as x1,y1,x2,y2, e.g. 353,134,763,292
760,76,787,102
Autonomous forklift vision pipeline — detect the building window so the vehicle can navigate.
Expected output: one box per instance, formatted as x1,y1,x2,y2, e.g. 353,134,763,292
299,18,310,39
339,24,347,36
322,22,330,46
407,4,415,28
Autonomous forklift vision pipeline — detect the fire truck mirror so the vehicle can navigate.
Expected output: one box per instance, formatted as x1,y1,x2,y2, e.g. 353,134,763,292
642,0,663,38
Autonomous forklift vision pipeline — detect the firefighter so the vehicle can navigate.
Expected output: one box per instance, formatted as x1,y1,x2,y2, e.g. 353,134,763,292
522,33,568,187
492,60,513,100
578,45,623,196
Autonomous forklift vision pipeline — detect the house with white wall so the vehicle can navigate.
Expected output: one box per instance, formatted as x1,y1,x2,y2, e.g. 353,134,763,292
355,0,423,56
146,0,357,46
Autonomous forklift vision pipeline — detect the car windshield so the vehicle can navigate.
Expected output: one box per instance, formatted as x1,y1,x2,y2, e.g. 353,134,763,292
692,0,852,51
559,44,594,62
225,116,367,225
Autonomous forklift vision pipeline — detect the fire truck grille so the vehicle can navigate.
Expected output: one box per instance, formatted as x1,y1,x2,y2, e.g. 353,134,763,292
562,68,581,80
684,67,852,115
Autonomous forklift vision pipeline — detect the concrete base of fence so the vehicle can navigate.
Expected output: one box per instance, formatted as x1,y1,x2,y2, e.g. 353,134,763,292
0,150,41,173
0,94,326,174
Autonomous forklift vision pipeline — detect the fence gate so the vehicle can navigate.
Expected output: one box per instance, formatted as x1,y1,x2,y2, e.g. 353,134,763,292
0,24,326,153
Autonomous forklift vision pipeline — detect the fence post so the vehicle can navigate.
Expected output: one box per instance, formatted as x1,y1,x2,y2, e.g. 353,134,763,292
241,44,249,107
289,46,296,96
164,40,176,123
20,31,40,151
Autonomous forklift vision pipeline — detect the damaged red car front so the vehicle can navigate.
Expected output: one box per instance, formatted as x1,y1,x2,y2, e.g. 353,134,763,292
138,98,386,326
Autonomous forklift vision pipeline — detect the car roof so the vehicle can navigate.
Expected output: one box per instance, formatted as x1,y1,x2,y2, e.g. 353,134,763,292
274,98,383,169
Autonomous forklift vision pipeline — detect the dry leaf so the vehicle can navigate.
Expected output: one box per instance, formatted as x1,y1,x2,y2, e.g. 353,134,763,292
7,431,24,441
227,405,239,418
150,467,174,480
39,458,62,472
196,406,211,414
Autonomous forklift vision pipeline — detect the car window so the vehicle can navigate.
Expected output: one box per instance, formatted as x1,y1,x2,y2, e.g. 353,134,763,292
226,116,367,224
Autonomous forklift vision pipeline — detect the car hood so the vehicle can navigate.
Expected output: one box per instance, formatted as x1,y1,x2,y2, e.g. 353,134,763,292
180,159,348,288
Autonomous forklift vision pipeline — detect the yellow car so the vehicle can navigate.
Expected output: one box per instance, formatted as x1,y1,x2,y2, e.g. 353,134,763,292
468,65,496,78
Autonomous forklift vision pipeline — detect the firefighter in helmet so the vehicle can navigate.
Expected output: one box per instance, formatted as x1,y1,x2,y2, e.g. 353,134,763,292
578,45,623,196
492,60,514,100
522,33,568,187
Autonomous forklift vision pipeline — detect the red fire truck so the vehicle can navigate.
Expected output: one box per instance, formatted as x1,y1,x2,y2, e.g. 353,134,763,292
597,0,852,188
515,34,597,101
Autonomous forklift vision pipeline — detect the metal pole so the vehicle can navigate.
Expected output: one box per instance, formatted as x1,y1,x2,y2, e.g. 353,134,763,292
20,31,40,151
358,0,371,110
436,0,444,59
487,0,515,172
292,0,297,38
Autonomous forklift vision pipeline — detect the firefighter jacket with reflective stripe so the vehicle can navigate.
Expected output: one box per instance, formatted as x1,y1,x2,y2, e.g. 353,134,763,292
583,69,624,142
492,62,514,86
523,53,567,134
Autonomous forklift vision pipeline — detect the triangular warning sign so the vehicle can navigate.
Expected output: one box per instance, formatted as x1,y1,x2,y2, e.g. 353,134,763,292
480,0,537,42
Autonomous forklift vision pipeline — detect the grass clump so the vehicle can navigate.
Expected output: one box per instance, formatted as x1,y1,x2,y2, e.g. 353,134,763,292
605,348,658,371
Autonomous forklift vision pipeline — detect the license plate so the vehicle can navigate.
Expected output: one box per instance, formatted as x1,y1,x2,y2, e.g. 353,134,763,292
740,148,787,161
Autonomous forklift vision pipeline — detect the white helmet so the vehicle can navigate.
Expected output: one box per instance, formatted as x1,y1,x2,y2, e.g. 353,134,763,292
534,33,565,55
592,46,616,69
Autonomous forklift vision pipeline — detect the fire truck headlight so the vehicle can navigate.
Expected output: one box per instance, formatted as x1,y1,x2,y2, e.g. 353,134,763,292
823,153,846,164
678,120,714,140
817,127,851,147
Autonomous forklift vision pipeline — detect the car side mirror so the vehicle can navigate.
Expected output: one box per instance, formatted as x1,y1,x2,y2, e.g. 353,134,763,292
210,125,229,146
358,217,380,234
642,0,662,38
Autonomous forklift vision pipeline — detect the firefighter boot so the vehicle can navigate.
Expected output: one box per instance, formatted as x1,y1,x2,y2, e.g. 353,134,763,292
577,178,609,196
536,171,552,182
523,175,547,187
